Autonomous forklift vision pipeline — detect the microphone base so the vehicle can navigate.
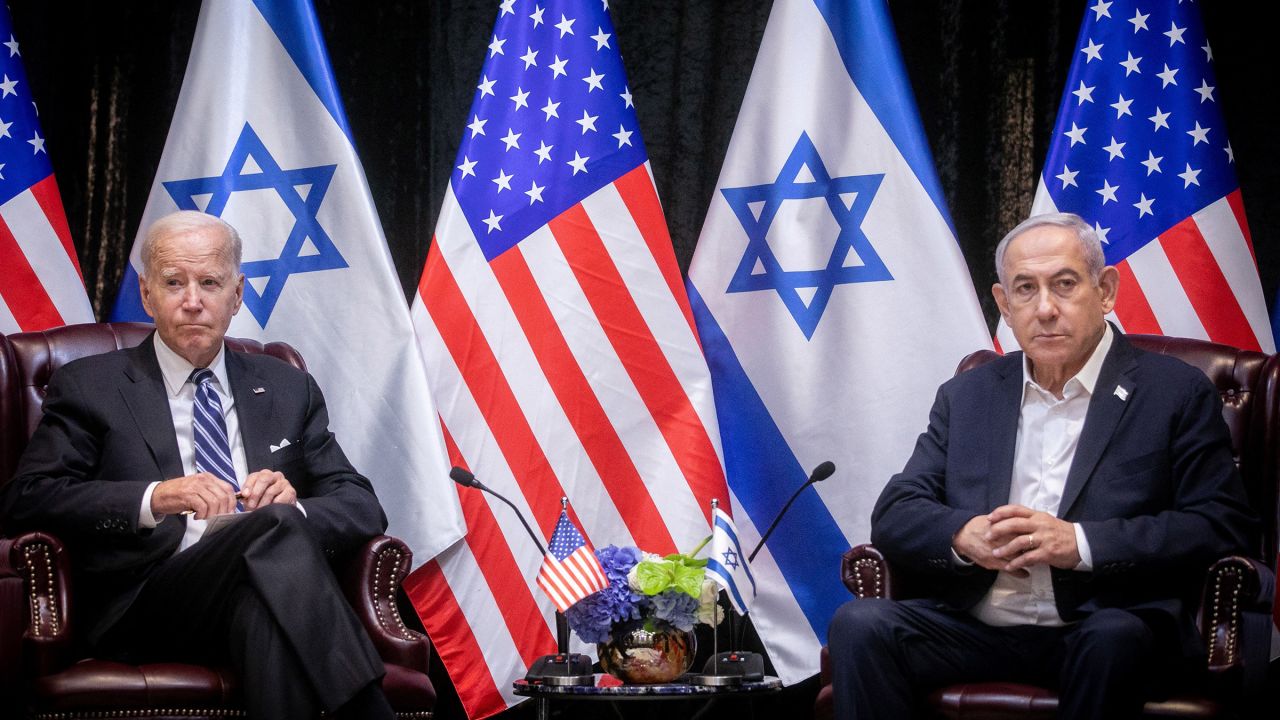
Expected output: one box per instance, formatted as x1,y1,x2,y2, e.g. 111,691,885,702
695,651,765,683
524,653,595,686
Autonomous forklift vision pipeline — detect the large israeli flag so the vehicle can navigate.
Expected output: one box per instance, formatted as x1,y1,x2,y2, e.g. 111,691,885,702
687,0,991,682
110,0,464,562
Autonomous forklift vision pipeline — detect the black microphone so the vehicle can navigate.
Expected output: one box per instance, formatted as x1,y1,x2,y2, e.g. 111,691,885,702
748,461,835,562
449,466,545,554
449,466,593,685
448,465,478,487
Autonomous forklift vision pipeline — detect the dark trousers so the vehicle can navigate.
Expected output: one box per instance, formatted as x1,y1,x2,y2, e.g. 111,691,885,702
828,597,1173,720
99,504,391,720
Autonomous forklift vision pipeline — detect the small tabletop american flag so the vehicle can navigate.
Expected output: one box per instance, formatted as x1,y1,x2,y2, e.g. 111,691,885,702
536,510,607,613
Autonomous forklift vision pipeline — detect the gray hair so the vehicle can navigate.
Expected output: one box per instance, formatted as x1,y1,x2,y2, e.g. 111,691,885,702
994,212,1105,287
140,211,243,278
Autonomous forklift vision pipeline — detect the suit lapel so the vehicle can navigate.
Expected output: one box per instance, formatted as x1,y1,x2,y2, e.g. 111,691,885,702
987,354,1025,511
1059,333,1139,517
119,334,184,481
227,351,274,472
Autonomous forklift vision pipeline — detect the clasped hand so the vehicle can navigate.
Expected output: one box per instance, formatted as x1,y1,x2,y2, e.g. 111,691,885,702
951,505,1080,577
150,470,297,519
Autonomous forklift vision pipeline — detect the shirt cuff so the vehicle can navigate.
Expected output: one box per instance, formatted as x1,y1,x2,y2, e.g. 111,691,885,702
951,547,975,566
1073,523,1093,571
139,481,162,528
295,500,307,517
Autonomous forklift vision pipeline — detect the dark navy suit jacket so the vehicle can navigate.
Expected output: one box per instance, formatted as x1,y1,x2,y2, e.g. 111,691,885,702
0,333,387,643
870,329,1257,656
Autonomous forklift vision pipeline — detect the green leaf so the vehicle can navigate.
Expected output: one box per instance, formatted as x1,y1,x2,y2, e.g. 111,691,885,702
633,559,675,595
671,562,704,598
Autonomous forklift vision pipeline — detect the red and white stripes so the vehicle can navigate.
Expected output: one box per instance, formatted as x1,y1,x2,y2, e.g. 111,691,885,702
408,164,728,718
1113,190,1272,352
537,545,608,613
0,176,94,333
999,188,1274,354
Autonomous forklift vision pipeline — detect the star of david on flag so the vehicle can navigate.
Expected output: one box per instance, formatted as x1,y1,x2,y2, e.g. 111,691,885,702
160,123,346,327
723,132,889,340
998,0,1274,354
110,0,462,579
706,505,755,615
687,0,990,684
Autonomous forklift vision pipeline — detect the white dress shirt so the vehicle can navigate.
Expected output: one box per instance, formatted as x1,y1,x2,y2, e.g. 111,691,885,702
969,325,1111,627
138,338,248,552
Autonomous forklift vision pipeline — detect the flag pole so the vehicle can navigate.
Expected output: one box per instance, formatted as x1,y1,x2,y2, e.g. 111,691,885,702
692,498,764,686
711,498,722,676
555,496,571,654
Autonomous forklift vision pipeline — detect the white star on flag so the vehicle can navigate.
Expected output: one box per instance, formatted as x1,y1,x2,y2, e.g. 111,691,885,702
998,0,1274,357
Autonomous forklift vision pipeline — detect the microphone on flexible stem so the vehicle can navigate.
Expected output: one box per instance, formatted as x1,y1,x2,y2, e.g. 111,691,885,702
449,467,593,685
748,460,835,562
699,461,836,684
450,467,548,556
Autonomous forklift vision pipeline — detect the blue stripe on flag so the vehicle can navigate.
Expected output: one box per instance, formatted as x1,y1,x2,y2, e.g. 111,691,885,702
251,0,354,144
110,264,150,322
688,283,850,642
713,514,756,592
706,558,750,614
811,0,955,237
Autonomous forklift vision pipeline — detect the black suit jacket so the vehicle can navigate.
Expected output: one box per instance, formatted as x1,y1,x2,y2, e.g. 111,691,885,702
0,333,388,640
870,330,1257,655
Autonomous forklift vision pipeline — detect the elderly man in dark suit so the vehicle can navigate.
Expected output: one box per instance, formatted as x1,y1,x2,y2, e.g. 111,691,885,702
828,213,1256,719
0,211,395,719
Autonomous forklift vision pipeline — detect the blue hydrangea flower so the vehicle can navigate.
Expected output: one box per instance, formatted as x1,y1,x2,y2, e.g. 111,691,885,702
649,589,699,631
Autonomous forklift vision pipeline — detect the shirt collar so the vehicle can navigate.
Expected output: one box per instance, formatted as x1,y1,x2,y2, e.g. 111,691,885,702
153,335,230,398
1021,323,1114,399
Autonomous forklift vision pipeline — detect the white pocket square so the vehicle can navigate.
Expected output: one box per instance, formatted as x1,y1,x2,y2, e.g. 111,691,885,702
269,438,293,453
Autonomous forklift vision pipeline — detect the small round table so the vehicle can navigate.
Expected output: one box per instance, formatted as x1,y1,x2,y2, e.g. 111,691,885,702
513,674,783,720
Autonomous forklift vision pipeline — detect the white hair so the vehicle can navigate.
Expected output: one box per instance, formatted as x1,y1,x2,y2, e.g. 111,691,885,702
140,211,243,278
994,212,1105,286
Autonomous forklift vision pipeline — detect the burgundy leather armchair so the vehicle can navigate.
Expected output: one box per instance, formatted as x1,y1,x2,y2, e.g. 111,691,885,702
0,322,436,719
815,334,1279,719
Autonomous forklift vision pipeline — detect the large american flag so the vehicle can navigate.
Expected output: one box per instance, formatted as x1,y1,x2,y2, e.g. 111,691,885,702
998,0,1274,353
406,1,728,716
0,4,92,334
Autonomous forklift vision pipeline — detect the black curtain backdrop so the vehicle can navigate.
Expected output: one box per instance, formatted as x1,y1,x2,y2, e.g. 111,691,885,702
8,2,1279,717
11,1,1280,331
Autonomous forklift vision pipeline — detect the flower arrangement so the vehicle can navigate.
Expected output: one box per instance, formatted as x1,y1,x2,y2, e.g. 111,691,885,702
564,540,723,644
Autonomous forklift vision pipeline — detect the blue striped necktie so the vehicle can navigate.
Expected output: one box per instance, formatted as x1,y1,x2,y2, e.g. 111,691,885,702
190,368,242,512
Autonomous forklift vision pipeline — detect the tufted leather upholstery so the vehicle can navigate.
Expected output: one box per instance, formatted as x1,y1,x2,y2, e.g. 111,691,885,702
814,335,1278,719
0,322,435,719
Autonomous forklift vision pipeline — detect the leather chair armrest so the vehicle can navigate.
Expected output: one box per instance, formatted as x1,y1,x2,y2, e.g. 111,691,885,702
841,544,893,599
1198,555,1272,674
7,532,74,678
340,535,430,672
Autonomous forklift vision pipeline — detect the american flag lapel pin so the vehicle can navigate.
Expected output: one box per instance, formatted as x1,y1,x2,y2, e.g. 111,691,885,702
253,387,266,395
1114,385,1129,402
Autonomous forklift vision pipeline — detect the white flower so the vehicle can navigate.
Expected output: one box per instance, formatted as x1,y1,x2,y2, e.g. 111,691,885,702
696,579,724,626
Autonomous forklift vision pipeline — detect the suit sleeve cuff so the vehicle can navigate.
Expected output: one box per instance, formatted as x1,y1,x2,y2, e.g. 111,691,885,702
1073,523,1093,571
139,481,162,528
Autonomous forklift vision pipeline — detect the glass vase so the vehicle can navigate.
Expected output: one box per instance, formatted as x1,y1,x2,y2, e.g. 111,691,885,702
597,616,696,684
